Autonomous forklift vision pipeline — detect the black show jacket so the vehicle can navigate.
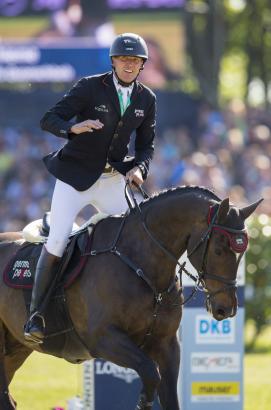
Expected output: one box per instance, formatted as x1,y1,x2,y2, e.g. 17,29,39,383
41,72,156,191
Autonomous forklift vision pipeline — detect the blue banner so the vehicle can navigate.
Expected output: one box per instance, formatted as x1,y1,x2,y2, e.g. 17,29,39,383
93,359,161,409
0,41,110,82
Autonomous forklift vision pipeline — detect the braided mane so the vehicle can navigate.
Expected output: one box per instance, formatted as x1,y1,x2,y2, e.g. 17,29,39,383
141,185,221,207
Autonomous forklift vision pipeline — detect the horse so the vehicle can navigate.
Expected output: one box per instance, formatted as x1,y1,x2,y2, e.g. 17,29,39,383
0,186,261,410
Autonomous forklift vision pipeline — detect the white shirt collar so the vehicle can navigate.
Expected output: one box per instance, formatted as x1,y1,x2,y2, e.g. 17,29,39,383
113,73,134,95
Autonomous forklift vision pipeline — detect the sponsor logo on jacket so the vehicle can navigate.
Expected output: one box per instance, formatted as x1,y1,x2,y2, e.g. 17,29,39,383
95,105,109,112
135,109,144,117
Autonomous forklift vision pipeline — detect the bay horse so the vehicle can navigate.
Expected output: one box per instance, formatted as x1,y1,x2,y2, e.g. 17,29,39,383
0,186,261,410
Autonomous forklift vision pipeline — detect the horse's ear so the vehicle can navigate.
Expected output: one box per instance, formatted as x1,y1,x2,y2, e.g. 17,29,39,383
217,198,230,224
240,198,263,220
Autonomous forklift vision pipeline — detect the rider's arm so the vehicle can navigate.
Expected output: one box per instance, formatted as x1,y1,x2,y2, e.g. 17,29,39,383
40,78,90,139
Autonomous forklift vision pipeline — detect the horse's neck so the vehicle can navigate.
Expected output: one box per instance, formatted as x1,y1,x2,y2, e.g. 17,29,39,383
146,194,206,254
133,193,208,289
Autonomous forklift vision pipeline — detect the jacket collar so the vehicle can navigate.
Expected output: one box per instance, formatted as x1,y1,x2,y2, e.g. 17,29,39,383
102,72,143,117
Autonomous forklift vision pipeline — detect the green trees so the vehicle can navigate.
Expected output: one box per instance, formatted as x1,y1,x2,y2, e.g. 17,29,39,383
245,214,271,349
184,0,271,107
184,0,226,107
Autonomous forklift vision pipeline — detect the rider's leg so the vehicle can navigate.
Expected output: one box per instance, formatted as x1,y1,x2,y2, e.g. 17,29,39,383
94,173,128,215
24,174,127,343
24,179,85,343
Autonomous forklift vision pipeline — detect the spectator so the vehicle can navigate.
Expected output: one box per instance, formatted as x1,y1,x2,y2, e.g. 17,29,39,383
1,99,269,232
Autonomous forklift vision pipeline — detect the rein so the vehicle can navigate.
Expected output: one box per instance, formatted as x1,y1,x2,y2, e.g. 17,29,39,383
84,182,247,347
124,183,247,305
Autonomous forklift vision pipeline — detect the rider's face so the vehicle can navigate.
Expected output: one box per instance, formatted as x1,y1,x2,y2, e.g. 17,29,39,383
112,56,144,83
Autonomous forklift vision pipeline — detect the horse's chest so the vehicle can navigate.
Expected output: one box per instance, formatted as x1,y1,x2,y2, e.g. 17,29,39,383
128,303,182,340
153,308,182,336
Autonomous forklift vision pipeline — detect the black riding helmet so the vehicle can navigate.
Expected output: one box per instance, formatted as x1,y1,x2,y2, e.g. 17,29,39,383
110,33,148,61
110,33,148,86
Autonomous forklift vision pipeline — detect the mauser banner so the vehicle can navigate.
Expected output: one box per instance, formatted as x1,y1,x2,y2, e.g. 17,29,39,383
0,41,110,82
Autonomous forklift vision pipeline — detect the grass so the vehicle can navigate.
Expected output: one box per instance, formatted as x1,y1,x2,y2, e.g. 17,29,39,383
244,324,271,410
9,325,271,410
245,353,271,410
10,353,83,410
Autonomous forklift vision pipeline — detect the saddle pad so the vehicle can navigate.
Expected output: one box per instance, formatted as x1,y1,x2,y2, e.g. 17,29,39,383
3,233,90,289
3,242,42,288
2,235,93,363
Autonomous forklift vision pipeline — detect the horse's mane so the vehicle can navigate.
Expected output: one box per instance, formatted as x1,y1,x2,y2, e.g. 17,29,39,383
141,185,221,207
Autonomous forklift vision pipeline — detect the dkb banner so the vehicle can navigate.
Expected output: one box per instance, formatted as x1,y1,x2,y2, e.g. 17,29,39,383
179,254,245,410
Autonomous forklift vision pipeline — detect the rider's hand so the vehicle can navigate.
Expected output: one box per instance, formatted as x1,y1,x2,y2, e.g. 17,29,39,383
70,119,104,134
126,166,144,186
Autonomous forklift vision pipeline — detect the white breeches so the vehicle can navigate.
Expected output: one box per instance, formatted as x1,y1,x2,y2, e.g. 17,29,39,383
46,172,127,257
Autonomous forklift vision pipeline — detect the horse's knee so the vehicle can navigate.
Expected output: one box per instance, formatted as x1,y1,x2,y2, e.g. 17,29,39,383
138,359,161,390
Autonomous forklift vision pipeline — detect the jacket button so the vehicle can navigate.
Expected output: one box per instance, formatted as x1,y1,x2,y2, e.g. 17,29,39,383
118,121,123,127
113,133,118,139
109,146,113,151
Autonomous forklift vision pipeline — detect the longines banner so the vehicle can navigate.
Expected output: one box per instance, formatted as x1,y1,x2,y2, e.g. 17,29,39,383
83,360,160,410
0,42,110,82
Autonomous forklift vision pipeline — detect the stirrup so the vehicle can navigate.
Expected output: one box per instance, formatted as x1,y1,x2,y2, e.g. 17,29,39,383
24,312,46,344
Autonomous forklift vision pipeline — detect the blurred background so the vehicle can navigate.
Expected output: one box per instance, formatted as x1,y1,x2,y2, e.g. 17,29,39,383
0,0,271,409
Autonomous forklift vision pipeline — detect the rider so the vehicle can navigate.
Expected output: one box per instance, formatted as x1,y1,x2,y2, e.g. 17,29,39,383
24,33,156,343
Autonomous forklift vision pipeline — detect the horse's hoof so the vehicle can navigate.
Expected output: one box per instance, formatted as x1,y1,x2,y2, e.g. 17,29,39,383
135,394,153,410
8,393,17,409
0,391,16,410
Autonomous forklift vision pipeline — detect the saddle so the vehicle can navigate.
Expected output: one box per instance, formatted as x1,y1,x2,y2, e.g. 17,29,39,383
3,212,108,363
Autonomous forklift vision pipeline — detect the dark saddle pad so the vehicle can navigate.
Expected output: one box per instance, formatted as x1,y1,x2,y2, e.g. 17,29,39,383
3,230,90,289
2,230,93,363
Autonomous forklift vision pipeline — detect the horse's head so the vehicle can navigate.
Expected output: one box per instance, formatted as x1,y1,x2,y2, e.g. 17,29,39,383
187,197,262,321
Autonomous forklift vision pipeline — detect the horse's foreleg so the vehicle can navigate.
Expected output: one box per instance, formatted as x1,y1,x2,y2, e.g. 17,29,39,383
0,323,16,410
0,362,17,410
1,325,32,409
91,327,161,410
154,335,180,410
4,329,32,386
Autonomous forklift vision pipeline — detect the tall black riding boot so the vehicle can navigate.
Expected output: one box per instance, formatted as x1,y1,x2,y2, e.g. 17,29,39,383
24,246,61,344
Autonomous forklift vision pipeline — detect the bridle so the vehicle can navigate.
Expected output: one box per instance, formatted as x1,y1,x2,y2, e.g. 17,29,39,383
84,183,248,347
124,182,248,306
184,204,248,312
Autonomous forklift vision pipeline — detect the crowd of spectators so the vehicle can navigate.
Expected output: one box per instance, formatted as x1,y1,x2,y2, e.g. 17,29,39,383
0,99,270,232
146,99,271,216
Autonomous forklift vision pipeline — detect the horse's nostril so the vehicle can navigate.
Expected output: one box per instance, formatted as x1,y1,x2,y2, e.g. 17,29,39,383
216,308,226,320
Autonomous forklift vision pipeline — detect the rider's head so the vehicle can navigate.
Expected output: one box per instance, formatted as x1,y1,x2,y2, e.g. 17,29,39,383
110,33,148,87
